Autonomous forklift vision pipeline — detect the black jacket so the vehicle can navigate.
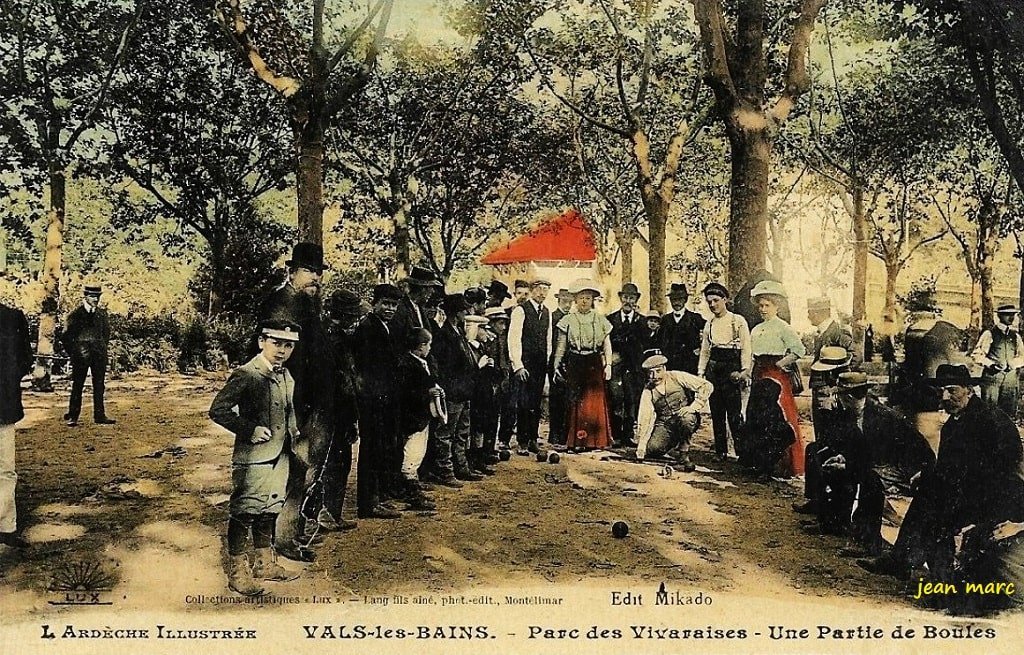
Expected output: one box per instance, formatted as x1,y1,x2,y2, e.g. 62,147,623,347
259,283,331,415
433,322,478,403
352,313,398,401
608,309,645,373
62,305,110,358
0,304,33,424
659,310,705,374
395,352,437,436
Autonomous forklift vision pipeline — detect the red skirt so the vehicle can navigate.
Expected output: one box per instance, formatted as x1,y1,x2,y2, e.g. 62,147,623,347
564,352,612,450
753,356,805,476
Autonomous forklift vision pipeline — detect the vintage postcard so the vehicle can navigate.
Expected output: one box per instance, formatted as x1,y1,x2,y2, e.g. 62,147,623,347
1,0,1022,653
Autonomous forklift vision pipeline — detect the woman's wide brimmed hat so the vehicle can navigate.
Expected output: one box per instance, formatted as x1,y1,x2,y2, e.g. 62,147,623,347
750,279,787,299
568,278,602,296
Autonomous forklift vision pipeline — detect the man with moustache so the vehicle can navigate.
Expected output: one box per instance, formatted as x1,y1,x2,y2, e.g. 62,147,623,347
62,285,115,426
508,280,551,454
391,266,443,341
659,283,705,375
258,243,331,560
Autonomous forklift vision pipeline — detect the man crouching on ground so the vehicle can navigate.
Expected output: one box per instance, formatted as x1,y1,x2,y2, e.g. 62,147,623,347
209,320,303,596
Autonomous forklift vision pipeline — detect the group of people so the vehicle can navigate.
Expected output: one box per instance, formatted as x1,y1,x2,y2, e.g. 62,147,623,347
2,243,1022,612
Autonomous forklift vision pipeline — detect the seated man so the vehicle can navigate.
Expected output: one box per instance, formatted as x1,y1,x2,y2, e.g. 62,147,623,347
859,365,1024,586
635,351,712,472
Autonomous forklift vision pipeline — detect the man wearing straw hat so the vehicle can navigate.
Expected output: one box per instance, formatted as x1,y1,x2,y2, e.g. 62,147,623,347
62,285,115,427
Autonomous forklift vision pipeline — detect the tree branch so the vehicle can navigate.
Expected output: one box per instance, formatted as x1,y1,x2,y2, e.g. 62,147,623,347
768,0,827,125
691,0,739,110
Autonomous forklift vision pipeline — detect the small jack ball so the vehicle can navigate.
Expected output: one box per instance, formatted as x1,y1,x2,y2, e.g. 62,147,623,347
548,452,560,464
536,451,547,462
612,521,629,538
498,449,512,461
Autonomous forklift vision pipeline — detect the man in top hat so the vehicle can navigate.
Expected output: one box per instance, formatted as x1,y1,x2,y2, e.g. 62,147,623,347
659,283,706,375
547,288,574,445
62,285,115,426
258,242,332,559
859,364,1024,582
972,304,1024,417
508,280,551,454
0,297,33,548
807,297,857,368
391,265,443,342
352,284,405,519
485,280,512,309
608,283,647,446
464,287,487,317
635,351,713,472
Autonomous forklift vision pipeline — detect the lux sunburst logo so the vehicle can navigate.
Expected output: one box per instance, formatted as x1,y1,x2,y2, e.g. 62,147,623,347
47,561,116,606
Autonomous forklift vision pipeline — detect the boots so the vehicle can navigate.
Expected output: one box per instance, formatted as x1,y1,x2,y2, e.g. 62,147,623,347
227,554,264,596
254,548,299,581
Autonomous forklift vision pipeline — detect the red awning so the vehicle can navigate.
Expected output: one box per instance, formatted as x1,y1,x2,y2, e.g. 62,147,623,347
480,209,596,264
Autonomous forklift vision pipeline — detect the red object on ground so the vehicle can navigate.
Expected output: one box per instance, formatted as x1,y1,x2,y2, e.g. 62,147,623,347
480,209,597,264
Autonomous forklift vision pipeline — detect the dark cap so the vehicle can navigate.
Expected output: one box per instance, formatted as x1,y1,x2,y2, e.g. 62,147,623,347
406,266,442,287
285,242,325,272
929,364,980,388
442,293,471,315
487,280,512,299
701,282,728,299
371,283,403,304
513,279,530,290
326,289,363,316
464,287,486,304
84,285,103,297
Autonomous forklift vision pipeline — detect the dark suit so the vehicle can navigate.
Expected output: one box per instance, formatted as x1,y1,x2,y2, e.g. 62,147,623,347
609,309,646,444
390,295,431,342
511,301,549,449
259,283,334,536
891,396,1024,575
0,304,33,425
352,313,400,513
548,308,569,445
433,321,478,474
659,310,705,374
62,305,111,422
311,325,360,521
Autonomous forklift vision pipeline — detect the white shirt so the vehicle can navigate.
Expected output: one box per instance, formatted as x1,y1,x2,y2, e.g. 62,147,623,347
507,299,552,373
972,324,1024,369
635,371,713,458
697,311,752,377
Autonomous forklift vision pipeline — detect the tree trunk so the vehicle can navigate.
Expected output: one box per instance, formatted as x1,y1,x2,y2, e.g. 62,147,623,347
726,127,771,291
208,233,226,318
968,277,981,338
979,220,997,332
294,119,325,245
850,185,868,323
883,259,900,329
33,158,66,391
619,228,634,288
648,202,667,313
387,175,413,277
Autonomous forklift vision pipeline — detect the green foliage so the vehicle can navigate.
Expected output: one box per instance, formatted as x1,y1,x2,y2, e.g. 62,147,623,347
898,275,940,314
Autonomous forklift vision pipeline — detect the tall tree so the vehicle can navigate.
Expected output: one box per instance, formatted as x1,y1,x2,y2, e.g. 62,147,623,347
0,0,140,389
691,0,827,290
107,0,292,316
215,0,394,244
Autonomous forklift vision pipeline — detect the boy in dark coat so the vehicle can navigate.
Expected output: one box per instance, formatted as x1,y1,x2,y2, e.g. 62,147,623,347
395,328,442,512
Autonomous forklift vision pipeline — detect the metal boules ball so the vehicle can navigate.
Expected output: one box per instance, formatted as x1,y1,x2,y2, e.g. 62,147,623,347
499,449,512,461
612,521,629,538
548,452,560,464
536,451,547,462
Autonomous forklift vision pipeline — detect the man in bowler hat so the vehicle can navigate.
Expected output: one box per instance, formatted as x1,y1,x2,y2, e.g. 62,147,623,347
660,283,705,375
608,283,646,445
62,285,115,426
258,243,332,559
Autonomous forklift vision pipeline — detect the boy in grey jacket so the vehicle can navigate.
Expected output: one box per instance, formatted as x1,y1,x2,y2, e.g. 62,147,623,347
210,320,302,595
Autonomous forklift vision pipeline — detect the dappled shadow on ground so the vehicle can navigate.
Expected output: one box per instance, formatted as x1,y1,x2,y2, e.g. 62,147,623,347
0,373,927,619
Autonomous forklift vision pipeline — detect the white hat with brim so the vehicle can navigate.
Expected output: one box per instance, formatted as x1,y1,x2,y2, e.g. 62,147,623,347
262,327,300,342
465,315,489,325
569,279,602,296
750,280,787,299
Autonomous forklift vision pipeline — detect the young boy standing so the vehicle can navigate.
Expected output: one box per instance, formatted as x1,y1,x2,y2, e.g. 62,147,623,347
209,320,302,596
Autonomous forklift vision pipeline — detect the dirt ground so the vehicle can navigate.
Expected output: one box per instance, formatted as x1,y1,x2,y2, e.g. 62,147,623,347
0,371,998,620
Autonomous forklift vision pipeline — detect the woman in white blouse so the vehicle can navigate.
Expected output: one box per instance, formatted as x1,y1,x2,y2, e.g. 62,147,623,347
748,280,806,476
552,279,613,450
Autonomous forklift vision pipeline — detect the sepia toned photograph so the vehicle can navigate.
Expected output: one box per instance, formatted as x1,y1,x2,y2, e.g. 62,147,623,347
0,0,1022,653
